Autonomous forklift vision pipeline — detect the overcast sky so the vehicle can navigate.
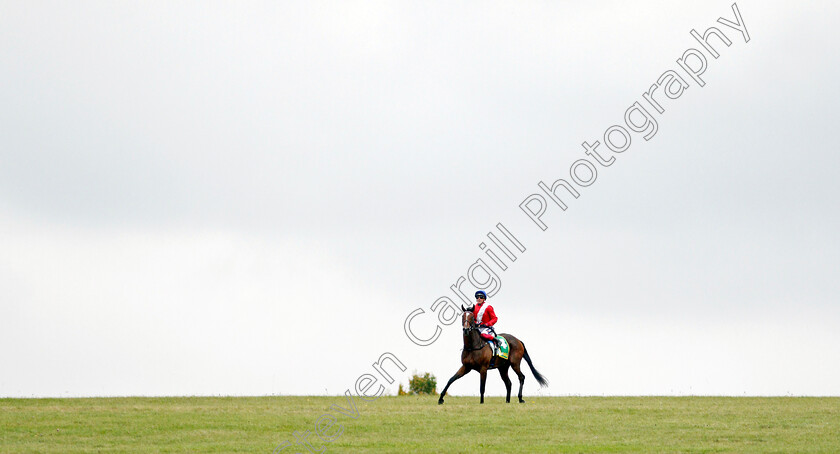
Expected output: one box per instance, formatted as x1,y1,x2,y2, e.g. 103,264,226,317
2,1,839,398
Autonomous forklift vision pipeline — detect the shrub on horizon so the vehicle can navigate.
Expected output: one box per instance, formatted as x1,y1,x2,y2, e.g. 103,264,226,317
407,372,437,395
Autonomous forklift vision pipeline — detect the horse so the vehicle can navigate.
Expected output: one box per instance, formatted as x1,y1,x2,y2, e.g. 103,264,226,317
438,306,548,404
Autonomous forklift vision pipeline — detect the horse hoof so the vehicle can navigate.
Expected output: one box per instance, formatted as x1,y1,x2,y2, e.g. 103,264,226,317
519,399,525,404
438,400,444,405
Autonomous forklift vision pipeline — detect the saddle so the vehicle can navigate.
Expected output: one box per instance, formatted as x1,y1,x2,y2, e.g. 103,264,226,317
486,336,510,369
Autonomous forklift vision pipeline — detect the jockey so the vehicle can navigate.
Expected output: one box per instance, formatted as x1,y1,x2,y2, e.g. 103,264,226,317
471,290,498,353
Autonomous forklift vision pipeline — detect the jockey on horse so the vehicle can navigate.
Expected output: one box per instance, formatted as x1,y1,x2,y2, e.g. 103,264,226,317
467,290,498,356
438,290,548,404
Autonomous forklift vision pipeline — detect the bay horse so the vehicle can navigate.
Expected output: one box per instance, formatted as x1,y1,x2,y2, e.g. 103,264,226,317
438,306,548,404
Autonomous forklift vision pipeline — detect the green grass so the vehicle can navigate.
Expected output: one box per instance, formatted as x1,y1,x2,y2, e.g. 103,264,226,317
2,396,839,453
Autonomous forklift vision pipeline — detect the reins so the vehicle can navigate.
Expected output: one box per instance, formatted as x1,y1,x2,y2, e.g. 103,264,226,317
462,321,488,352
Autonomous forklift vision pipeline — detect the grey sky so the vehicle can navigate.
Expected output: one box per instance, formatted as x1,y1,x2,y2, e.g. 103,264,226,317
2,1,839,397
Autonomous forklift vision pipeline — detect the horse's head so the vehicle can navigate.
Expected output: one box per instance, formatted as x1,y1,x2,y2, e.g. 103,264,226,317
461,305,477,333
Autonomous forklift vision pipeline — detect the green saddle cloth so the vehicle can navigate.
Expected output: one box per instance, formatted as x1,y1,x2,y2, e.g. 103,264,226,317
495,336,510,360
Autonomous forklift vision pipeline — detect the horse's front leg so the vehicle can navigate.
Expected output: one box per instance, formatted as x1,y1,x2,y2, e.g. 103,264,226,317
438,365,469,405
479,366,488,404
499,365,512,403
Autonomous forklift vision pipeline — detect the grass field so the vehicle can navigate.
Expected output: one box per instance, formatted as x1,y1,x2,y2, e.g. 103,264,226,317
2,395,839,453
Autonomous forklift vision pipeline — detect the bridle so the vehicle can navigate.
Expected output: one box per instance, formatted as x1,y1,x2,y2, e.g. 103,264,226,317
462,312,487,352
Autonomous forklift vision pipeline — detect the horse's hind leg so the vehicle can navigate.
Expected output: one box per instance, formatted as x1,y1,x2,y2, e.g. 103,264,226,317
438,365,469,405
498,365,513,403
511,361,526,403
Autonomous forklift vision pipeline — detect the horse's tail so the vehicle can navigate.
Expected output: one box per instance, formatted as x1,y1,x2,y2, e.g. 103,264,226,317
522,344,549,388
